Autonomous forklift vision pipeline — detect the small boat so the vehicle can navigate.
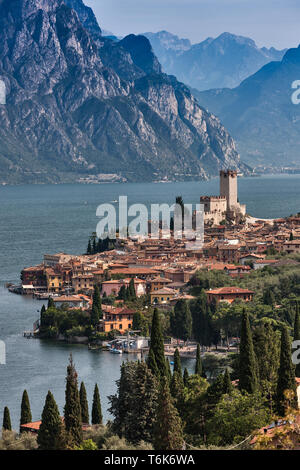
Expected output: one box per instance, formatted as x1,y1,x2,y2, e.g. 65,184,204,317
110,348,122,354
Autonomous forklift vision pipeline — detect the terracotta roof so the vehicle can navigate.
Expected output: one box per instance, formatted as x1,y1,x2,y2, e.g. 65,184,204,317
207,287,254,295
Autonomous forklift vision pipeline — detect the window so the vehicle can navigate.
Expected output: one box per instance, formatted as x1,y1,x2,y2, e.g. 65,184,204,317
110,325,113,330
119,324,122,330
128,324,132,329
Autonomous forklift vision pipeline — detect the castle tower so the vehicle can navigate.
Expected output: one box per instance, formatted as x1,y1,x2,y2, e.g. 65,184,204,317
220,170,238,210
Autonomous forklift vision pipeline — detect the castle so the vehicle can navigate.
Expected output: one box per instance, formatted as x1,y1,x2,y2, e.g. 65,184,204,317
200,170,246,226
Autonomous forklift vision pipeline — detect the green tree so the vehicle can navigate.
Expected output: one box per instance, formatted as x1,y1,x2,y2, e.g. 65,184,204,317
37,391,65,450
79,382,89,424
87,239,92,255
92,384,103,425
276,327,297,416
195,344,203,376
64,355,83,446
173,348,182,377
223,368,233,395
20,390,32,430
47,297,55,309
2,407,11,431
172,300,192,342
147,309,167,378
91,285,102,326
128,278,137,301
239,310,258,394
293,305,300,378
109,361,159,443
183,368,189,387
117,285,127,300
153,377,184,450
190,291,212,346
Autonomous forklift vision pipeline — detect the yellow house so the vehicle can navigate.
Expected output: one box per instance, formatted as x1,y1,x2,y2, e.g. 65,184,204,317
45,269,64,293
150,287,178,305
149,277,173,292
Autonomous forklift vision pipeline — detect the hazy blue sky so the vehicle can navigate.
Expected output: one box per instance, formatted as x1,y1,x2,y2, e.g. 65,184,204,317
85,0,300,49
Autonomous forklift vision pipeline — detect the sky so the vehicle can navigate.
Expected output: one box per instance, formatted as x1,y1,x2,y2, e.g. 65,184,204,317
85,0,300,49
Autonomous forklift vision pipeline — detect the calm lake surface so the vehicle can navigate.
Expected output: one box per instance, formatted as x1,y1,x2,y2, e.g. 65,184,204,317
1,174,300,428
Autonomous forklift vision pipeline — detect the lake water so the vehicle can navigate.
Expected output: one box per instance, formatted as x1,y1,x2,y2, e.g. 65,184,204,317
1,174,300,429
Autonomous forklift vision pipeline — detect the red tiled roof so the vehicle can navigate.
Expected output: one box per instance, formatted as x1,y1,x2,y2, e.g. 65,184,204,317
207,287,254,295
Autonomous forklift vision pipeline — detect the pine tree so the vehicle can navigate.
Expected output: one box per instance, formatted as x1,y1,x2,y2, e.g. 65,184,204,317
92,384,103,425
20,390,32,430
276,327,297,416
173,348,182,378
2,407,11,431
153,377,184,450
91,285,102,326
195,343,203,376
147,309,167,378
37,391,65,450
64,354,83,446
239,310,258,394
79,382,89,424
223,368,233,395
294,305,300,378
183,368,189,386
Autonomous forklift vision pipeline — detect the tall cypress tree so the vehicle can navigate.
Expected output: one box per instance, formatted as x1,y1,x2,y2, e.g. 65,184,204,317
79,382,89,424
239,310,258,394
91,285,102,326
64,355,83,446
223,368,233,395
183,368,189,386
147,309,167,378
166,358,172,384
173,348,182,378
195,343,203,376
172,300,192,342
128,278,136,301
20,390,32,430
87,239,92,255
37,391,65,450
92,384,103,425
294,305,300,378
276,327,297,416
153,377,184,450
3,407,11,431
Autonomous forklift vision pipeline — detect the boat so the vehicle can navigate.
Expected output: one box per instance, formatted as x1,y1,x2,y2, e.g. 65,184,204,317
109,348,122,354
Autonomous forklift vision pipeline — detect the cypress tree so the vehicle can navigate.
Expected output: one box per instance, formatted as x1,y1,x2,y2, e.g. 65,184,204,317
87,239,92,255
91,285,102,326
239,310,258,394
195,343,203,376
276,327,297,416
153,377,184,450
79,382,89,424
148,309,167,378
20,390,32,430
128,278,136,301
166,358,172,384
183,368,189,386
170,371,184,412
173,300,192,342
173,348,182,378
64,354,83,446
147,348,160,378
37,391,65,450
118,284,127,300
47,297,55,309
92,384,103,425
294,305,300,378
223,368,233,395
2,407,11,431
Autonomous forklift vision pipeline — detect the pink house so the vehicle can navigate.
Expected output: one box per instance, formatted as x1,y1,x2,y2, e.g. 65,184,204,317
101,278,146,297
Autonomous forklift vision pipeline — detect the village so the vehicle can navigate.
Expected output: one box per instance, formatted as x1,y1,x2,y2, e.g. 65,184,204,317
10,170,300,358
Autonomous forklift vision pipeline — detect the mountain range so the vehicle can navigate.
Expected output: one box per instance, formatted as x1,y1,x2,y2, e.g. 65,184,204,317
143,31,286,91
194,46,300,167
0,0,243,184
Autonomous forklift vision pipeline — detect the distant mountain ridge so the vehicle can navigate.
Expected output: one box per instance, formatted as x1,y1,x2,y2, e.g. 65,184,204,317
143,31,287,90
0,0,244,184
194,45,300,167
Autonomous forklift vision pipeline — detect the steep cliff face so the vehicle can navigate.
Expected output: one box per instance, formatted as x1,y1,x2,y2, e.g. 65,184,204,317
0,0,243,183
